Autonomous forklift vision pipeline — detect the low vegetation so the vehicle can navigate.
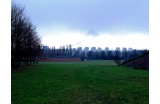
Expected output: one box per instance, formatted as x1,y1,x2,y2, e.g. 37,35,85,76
121,52,149,69
12,61,149,104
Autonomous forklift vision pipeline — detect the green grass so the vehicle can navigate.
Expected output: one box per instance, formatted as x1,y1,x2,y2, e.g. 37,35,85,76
12,61,149,104
41,60,118,65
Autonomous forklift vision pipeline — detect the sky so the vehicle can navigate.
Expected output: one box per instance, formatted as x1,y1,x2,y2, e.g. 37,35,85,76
12,0,149,50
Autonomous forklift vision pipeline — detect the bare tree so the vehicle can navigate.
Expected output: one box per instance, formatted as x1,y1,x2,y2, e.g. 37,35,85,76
11,2,41,69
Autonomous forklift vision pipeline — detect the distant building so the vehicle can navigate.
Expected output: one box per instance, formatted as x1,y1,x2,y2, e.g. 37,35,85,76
111,50,115,56
91,47,96,52
72,48,76,56
83,47,89,57
77,47,82,52
115,47,122,57
122,47,127,59
104,47,109,55
115,47,121,52
105,47,109,51
128,48,133,52
83,47,89,53
122,47,127,52
77,47,82,55
43,46,49,50
97,47,102,52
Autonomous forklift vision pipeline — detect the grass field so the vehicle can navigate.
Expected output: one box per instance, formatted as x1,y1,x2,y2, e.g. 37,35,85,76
12,60,149,104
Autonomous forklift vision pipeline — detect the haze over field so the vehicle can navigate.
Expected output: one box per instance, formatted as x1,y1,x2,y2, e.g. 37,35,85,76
13,0,149,50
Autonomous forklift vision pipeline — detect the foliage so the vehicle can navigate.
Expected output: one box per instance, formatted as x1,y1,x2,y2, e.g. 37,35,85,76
121,52,149,69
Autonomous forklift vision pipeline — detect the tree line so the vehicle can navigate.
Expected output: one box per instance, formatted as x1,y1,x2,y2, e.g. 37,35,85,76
41,45,72,58
41,45,148,63
11,2,41,69
81,49,148,62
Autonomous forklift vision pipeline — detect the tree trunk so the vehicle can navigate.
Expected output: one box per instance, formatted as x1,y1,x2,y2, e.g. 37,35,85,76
33,58,34,64
18,58,21,67
26,58,28,66
30,58,32,65
15,60,18,69
18,60,20,67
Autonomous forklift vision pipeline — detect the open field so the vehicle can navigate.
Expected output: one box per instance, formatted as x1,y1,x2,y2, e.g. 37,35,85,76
12,60,149,104
40,60,118,65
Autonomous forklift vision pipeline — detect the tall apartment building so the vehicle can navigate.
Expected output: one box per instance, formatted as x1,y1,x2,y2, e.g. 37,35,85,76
91,47,96,52
97,47,102,52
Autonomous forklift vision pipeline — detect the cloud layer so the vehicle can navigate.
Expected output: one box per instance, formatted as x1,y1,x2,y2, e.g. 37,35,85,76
14,0,149,35
13,0,149,49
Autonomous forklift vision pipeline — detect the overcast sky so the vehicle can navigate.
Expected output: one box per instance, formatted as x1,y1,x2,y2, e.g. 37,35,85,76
12,0,149,50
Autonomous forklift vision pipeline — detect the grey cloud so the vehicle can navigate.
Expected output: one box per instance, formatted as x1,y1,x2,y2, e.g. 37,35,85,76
14,0,149,35
87,30,98,36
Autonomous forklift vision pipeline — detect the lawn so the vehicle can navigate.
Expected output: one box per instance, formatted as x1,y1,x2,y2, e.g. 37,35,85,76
11,60,149,104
